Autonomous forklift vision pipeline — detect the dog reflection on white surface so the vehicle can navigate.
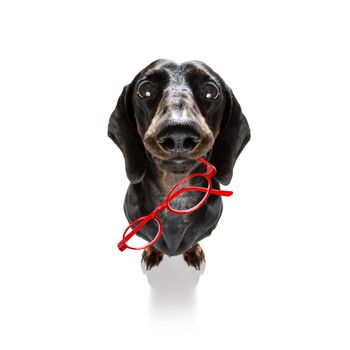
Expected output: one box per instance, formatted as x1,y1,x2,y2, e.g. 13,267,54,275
142,255,205,318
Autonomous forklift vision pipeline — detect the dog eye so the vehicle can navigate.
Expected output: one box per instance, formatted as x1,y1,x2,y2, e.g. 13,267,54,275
137,81,155,99
203,83,219,100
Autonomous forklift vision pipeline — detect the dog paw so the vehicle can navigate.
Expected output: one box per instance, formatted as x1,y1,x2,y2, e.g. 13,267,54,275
183,244,205,270
141,247,164,270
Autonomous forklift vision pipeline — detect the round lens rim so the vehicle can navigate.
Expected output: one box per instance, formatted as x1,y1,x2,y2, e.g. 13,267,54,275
165,174,212,214
122,216,162,250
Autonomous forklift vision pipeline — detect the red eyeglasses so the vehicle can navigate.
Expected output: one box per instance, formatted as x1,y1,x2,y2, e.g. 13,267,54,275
117,157,233,251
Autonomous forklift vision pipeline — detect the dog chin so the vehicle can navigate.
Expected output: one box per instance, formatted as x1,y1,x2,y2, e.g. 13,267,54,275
153,157,198,174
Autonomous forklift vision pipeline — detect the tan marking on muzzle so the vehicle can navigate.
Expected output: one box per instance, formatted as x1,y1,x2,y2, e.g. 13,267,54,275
143,92,215,160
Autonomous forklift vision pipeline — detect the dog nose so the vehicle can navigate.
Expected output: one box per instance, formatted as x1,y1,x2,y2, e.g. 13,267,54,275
158,128,200,153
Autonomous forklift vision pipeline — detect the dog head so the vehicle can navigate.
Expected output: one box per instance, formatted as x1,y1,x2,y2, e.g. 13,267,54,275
108,59,250,185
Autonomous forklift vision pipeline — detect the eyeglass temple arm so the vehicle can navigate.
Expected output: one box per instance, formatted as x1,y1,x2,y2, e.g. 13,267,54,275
118,216,153,251
118,240,127,252
208,188,233,197
120,215,154,249
117,201,168,251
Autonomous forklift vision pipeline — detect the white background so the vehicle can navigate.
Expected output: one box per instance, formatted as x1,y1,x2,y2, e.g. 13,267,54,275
1,1,349,349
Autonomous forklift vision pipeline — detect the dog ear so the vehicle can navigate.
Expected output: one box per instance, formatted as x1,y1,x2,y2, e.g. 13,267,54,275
108,85,146,184
211,86,250,185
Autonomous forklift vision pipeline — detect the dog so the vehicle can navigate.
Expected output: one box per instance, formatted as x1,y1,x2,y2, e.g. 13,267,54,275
108,59,250,270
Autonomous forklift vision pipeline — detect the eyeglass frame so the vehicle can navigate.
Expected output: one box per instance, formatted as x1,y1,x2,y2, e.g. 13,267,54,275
117,157,233,252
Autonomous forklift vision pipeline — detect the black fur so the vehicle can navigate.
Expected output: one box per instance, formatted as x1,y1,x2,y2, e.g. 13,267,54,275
108,59,250,259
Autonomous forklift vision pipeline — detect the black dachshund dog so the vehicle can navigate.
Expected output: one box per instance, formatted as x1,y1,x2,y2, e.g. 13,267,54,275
108,59,250,270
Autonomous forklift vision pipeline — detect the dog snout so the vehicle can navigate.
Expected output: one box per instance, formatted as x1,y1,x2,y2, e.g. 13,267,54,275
157,125,200,154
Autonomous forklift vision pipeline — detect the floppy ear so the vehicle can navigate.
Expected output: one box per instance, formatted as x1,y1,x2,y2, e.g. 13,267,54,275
108,85,146,184
211,86,250,185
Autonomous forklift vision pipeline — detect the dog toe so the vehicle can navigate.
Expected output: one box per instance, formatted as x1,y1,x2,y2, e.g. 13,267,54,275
142,248,164,270
183,243,205,269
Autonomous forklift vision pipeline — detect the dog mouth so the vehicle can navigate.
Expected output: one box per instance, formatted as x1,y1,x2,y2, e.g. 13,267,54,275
152,157,199,174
